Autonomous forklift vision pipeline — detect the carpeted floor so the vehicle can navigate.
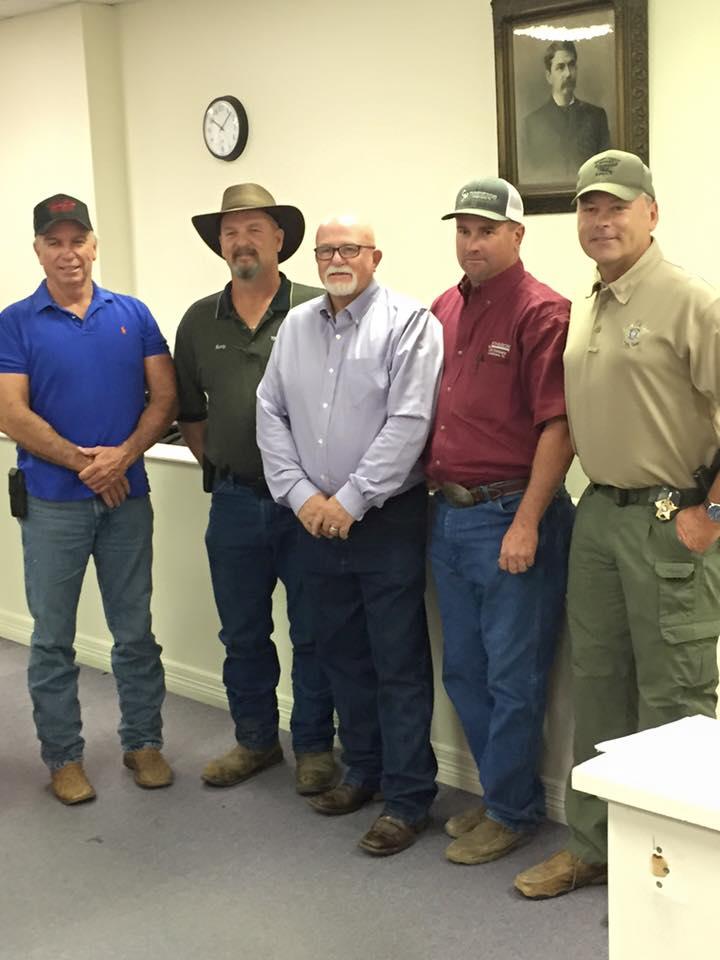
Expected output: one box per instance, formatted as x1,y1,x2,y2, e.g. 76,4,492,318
0,636,607,960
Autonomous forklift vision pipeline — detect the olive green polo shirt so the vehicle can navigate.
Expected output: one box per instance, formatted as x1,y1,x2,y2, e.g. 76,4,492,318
174,274,322,478
564,241,720,488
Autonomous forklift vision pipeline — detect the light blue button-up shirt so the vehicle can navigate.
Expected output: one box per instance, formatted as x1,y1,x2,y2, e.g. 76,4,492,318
257,280,443,520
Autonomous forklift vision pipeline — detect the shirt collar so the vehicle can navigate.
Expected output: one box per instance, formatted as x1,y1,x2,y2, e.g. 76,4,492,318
31,280,113,315
459,258,525,303
592,240,662,305
218,272,291,321
320,278,380,326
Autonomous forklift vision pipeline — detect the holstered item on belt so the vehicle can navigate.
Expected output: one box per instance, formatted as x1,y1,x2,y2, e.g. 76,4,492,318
202,455,216,493
440,478,528,508
8,467,27,519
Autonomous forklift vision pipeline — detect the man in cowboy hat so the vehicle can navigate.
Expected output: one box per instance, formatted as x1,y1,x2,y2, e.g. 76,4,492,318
174,184,336,794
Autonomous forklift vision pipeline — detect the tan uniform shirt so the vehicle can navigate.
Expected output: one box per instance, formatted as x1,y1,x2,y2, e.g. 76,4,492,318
564,240,720,488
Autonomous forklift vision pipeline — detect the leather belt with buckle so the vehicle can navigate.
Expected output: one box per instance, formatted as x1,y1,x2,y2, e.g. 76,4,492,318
440,479,528,508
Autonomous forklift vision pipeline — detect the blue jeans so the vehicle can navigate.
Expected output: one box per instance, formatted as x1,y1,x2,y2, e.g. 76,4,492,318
298,484,438,824
21,494,165,770
430,490,574,830
205,478,334,753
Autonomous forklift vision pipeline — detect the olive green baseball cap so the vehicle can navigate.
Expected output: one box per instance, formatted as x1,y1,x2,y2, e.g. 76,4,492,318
573,150,655,204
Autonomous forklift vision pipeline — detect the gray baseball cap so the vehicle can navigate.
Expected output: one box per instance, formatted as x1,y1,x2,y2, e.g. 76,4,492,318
573,150,655,204
442,177,524,224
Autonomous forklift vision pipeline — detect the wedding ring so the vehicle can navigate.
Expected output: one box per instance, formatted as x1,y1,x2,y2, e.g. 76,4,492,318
329,525,339,534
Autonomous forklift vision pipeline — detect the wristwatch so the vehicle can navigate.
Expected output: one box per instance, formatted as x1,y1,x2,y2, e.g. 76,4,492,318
704,499,720,522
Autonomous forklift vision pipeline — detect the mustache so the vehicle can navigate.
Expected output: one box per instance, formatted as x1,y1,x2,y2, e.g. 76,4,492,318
325,266,354,277
231,246,258,259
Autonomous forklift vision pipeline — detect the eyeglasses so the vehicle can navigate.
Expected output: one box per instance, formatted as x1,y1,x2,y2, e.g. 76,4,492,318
313,244,375,261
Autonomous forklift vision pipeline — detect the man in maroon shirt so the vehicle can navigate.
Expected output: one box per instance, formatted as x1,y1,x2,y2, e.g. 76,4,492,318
426,177,575,864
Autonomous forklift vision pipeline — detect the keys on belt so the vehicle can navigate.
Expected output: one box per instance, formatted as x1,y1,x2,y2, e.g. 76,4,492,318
439,479,528,508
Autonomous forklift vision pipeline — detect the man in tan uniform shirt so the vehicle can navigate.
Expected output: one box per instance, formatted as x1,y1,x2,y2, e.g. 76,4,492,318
515,150,720,899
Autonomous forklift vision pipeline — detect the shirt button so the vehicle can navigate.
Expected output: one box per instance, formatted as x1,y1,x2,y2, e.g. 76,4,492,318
322,402,328,409
435,459,440,465
329,368,334,374
335,334,341,340
318,438,324,445
457,350,463,355
440,425,446,431
321,474,327,481
446,386,451,392
593,325,601,333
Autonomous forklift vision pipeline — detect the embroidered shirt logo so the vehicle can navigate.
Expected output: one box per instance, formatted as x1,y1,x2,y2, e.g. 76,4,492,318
487,340,511,359
120,325,127,335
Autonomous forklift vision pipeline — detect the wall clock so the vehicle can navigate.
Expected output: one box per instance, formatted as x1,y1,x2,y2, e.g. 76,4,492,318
202,95,248,161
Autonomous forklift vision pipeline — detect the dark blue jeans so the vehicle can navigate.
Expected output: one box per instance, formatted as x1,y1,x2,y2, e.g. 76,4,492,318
430,490,574,831
299,484,438,824
205,479,334,754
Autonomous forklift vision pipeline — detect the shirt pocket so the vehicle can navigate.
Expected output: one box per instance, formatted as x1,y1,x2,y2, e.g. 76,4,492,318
344,358,389,407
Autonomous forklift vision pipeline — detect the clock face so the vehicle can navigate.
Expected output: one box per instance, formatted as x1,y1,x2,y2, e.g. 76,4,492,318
203,96,248,161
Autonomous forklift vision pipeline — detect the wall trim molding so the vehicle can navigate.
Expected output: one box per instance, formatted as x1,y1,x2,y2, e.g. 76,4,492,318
0,609,566,823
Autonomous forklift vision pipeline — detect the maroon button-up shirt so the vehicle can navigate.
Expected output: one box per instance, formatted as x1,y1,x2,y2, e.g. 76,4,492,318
425,259,569,486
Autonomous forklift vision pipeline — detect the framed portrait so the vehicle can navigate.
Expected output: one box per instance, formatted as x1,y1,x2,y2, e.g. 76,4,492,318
491,0,648,213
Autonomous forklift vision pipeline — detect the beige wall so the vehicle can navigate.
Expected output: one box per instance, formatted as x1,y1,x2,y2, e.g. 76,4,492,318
2,0,720,814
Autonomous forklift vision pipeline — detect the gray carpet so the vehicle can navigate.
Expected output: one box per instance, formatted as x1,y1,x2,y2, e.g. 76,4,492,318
0,636,607,960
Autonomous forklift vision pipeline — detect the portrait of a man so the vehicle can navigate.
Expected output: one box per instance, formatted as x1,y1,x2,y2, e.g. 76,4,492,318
521,40,610,183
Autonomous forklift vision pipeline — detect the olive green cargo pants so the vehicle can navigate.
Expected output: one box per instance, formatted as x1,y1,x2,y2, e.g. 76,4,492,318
565,484,720,864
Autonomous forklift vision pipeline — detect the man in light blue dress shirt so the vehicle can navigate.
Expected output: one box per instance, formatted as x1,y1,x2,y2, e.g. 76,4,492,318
257,217,443,856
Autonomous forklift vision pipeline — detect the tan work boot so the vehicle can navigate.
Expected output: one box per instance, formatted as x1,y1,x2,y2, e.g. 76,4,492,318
445,803,487,838
514,849,607,899
446,815,531,864
295,750,340,796
123,747,174,788
51,761,96,805
201,742,283,786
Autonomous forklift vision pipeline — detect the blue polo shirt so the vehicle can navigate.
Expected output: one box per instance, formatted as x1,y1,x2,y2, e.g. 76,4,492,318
0,281,169,501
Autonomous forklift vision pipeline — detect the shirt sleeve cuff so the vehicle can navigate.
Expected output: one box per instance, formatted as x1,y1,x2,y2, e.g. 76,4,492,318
287,478,323,515
335,482,368,521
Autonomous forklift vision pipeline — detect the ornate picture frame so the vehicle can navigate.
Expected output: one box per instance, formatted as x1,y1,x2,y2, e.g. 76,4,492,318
491,0,648,214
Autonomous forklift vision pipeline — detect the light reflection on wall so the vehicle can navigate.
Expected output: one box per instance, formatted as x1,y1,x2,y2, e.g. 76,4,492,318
514,24,614,41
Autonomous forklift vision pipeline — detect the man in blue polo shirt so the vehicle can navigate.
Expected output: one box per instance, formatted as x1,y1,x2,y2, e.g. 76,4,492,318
0,194,177,805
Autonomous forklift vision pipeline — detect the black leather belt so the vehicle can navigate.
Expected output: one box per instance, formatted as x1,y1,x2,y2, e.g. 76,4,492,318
592,484,703,508
440,478,528,508
217,469,272,498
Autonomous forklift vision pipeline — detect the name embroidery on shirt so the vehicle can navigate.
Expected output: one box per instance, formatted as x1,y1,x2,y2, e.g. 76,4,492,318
487,340,511,360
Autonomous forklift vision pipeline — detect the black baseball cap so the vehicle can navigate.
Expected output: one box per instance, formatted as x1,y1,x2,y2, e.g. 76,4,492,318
33,194,93,235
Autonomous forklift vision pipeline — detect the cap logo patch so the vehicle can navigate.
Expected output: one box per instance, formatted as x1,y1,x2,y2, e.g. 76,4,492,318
593,157,620,178
461,189,499,204
48,199,77,213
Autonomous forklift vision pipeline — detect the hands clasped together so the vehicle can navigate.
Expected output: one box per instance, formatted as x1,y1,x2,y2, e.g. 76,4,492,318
298,493,355,540
76,444,133,509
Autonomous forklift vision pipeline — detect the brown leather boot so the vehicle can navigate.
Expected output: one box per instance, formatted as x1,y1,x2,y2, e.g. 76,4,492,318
123,748,174,789
50,762,96,805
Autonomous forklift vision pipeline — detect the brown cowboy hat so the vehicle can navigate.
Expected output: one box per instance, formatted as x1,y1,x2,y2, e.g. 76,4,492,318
191,183,305,261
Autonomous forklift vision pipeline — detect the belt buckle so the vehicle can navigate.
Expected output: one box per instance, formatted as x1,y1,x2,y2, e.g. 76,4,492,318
441,482,475,508
654,486,680,521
